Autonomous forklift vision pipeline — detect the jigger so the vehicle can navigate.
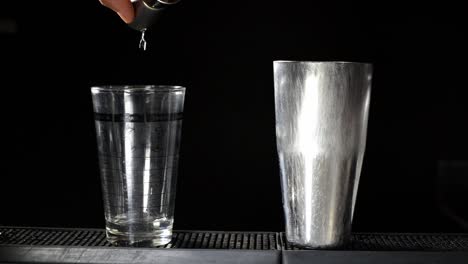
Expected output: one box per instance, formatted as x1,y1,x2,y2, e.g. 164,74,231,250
129,0,181,31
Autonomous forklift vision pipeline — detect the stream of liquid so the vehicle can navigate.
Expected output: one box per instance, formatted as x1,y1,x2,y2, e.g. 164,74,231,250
139,29,147,51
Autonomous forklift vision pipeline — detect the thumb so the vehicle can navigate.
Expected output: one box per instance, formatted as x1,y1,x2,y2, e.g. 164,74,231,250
99,0,135,23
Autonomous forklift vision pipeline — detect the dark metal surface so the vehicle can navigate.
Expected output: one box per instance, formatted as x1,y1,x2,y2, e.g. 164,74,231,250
129,0,181,31
0,246,281,264
0,227,280,250
282,251,468,264
281,232,468,251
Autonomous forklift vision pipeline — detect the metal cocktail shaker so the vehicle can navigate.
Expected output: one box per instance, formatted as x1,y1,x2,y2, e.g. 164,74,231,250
129,0,181,31
274,61,372,249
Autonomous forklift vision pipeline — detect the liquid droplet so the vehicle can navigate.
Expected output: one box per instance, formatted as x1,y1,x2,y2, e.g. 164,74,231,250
139,29,147,51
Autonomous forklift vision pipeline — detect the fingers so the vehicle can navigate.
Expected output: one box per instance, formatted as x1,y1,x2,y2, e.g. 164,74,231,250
99,0,135,23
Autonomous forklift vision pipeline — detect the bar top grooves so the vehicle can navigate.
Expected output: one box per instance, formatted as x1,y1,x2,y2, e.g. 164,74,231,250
1,227,468,251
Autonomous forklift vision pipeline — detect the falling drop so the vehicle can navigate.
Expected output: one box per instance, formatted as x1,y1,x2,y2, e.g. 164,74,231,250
139,29,147,51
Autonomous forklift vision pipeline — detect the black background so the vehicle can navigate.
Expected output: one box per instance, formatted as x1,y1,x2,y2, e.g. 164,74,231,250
1,1,467,232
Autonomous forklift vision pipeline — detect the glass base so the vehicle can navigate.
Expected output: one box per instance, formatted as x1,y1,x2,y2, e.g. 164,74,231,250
106,225,173,247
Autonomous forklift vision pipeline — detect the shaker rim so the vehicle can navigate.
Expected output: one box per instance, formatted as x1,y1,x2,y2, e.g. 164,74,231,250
273,60,372,66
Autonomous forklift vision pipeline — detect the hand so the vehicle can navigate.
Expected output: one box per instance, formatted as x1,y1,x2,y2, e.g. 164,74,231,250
99,0,135,24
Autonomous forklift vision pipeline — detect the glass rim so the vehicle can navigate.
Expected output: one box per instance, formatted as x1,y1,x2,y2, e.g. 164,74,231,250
91,85,186,93
273,60,372,66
